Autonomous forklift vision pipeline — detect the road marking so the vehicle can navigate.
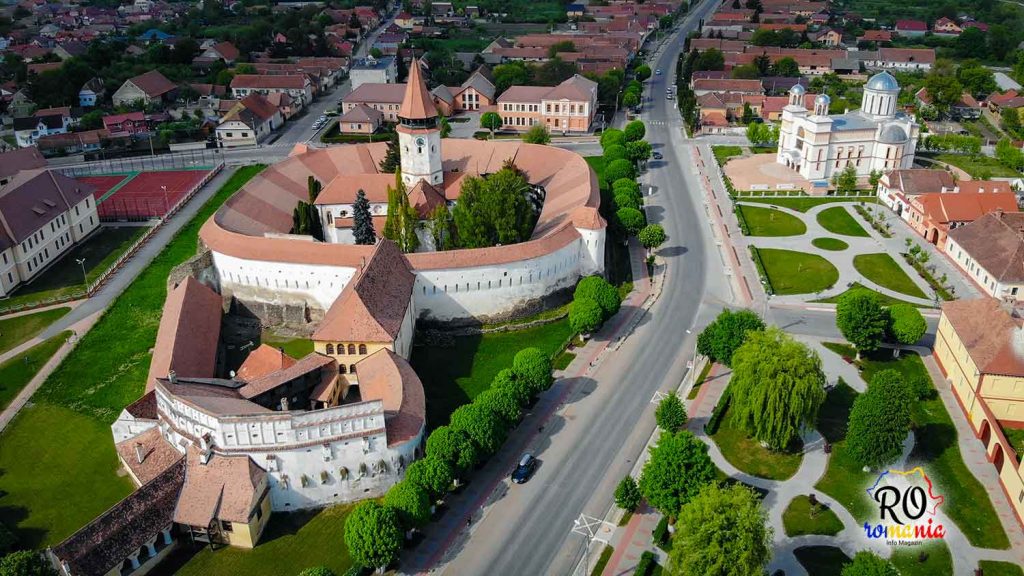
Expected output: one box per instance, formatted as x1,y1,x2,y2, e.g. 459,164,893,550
571,514,615,544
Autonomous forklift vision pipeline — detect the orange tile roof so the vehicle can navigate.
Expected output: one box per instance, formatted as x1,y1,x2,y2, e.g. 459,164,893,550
236,344,297,381
238,352,336,399
174,446,265,526
357,349,425,447
398,58,436,120
948,211,1024,284
115,427,183,486
913,192,1018,224
942,298,1024,377
146,277,222,392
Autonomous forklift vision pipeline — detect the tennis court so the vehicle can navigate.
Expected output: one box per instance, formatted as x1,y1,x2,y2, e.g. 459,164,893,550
93,168,216,220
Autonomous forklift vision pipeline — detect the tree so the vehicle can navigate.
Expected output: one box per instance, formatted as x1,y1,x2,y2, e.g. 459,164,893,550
635,64,652,82
729,327,826,450
382,176,419,253
624,120,646,142
601,128,626,148
622,91,640,109
352,189,376,245
888,304,926,355
655,392,688,432
617,207,646,235
605,159,636,183
404,457,454,500
604,143,628,162
449,403,506,455
626,140,653,163
427,204,453,251
923,72,964,117
847,370,914,469
731,64,761,79
614,475,642,512
480,111,503,138
0,551,55,576
570,297,604,334
613,178,641,197
841,551,898,576
615,191,641,211
957,61,997,96
694,48,725,71
522,124,551,144
451,167,534,248
574,275,621,318
638,431,717,516
298,568,336,576
513,347,554,396
741,102,754,124
831,163,858,193
868,169,883,188
695,308,765,367
1004,107,1022,138
383,481,431,530
836,290,888,357
425,426,478,473
771,56,800,77
669,484,772,576
0,524,15,557
78,109,104,130
439,116,452,138
956,26,988,60
639,223,667,251
344,501,403,570
492,367,531,406
474,387,521,424
379,132,400,173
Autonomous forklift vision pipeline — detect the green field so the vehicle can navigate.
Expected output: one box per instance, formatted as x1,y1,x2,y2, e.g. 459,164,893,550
755,248,839,294
782,495,844,537
816,206,869,237
712,145,743,165
814,282,930,308
738,196,876,212
934,153,1019,178
852,253,928,299
0,166,264,549
260,330,314,359
811,237,848,251
736,204,806,236
793,546,851,576
890,541,953,576
711,405,803,481
0,306,69,354
978,560,1024,576
0,331,70,411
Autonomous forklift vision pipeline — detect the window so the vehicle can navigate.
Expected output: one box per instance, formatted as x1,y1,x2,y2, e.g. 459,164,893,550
242,132,249,138
358,344,367,355
221,521,233,532
347,344,356,355
349,364,357,374
326,343,335,354
339,364,347,374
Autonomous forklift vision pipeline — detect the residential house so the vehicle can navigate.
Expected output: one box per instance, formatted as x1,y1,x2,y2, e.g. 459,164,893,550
496,74,599,133
27,62,61,75
894,19,927,37
0,169,99,297
79,77,104,107
933,17,963,36
37,128,110,156
8,90,34,119
0,146,46,187
199,41,239,65
810,27,842,47
103,112,150,137
915,88,982,119
112,70,178,107
13,112,69,147
691,78,765,97
229,75,312,108
336,103,384,134
341,83,406,122
858,29,893,44
877,168,956,216
349,56,397,90
430,67,495,114
863,48,935,72
988,91,1024,113
904,189,1018,249
215,93,282,148
947,212,1024,299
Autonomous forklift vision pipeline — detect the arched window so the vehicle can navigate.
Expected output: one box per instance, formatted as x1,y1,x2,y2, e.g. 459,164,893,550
350,364,357,374
336,343,344,355
358,344,367,355
348,344,356,355
339,364,347,374
326,343,335,354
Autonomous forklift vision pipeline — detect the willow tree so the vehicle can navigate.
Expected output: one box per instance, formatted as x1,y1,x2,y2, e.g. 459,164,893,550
728,327,826,450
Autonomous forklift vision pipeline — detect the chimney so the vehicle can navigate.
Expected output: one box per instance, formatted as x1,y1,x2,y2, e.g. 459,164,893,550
280,397,290,411
134,442,145,464
168,370,176,384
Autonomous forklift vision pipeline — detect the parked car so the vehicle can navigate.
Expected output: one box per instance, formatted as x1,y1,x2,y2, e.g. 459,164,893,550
653,152,663,160
511,453,537,484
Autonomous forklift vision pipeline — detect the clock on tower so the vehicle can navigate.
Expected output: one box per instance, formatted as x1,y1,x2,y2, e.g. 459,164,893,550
396,59,443,187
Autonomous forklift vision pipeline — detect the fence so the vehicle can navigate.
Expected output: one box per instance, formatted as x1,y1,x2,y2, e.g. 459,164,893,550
97,163,224,223
58,149,222,178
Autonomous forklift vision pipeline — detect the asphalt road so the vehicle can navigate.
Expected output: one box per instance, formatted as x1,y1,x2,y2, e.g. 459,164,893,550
433,1,733,575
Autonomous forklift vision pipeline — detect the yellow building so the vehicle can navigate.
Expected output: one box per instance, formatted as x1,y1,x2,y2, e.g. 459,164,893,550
934,298,1024,529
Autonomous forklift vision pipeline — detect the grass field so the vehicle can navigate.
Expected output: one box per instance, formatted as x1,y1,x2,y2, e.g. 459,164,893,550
736,204,806,236
816,206,869,237
793,546,851,576
712,145,743,165
0,166,264,549
0,331,70,411
978,560,1024,576
0,226,148,311
1002,427,1024,463
820,344,1009,549
782,495,844,537
0,306,69,354
687,361,714,400
934,153,1019,178
585,156,607,184
890,541,953,576
852,253,928,299
755,248,839,294
260,330,314,359
411,318,573,430
811,237,848,251
738,196,876,212
813,282,930,308
590,545,614,576
711,405,803,480
170,506,354,576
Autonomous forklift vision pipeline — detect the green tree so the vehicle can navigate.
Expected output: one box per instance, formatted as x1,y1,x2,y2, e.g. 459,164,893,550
622,90,641,108
847,370,914,469
626,140,653,163
0,551,55,576
624,120,646,142
669,484,772,576
613,178,641,197
425,426,478,473
480,110,503,138
352,189,376,245
604,143,628,162
428,204,453,250
405,456,455,499
379,132,401,173
957,61,997,96
0,525,13,557
614,475,642,512
731,64,761,79
492,367,532,406
474,387,521,424
449,403,507,456
695,309,766,367
574,276,621,318
635,64,652,81
382,175,419,253
831,163,858,193
344,501,403,570
887,304,926,355
522,124,551,144
513,347,554,396
868,169,883,188
639,224,667,251
771,56,800,77
601,128,626,148
729,327,826,450
451,167,534,248
740,102,754,124
638,431,717,516
439,115,451,138
615,191,641,211
384,481,431,531
655,392,688,432
841,551,898,576
570,297,604,334
923,72,964,117
617,207,646,235
297,567,336,576
836,290,888,357
694,48,725,71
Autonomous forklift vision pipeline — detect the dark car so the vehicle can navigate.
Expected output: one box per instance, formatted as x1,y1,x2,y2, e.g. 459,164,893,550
511,453,537,484
652,152,663,160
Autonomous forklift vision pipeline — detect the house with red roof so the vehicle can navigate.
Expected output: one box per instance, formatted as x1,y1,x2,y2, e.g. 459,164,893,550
894,19,927,37
215,93,282,148
112,70,178,107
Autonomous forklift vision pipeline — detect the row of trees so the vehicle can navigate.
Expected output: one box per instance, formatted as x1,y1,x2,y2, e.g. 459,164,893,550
291,177,325,241
835,291,927,359
919,133,982,155
343,347,555,570
995,138,1024,172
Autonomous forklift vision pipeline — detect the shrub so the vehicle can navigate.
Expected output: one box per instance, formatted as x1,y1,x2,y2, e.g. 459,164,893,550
613,178,641,197
906,374,934,400
615,475,642,512
0,525,15,557
652,515,670,550
605,158,636,182
617,207,646,236
570,297,604,334
614,191,641,210
634,551,657,576
655,392,688,432
574,275,621,318
604,144,628,162
601,129,625,148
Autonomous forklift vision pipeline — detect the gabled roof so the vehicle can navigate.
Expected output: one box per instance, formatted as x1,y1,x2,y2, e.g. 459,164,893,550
461,66,495,100
407,179,445,216
948,211,1024,284
312,239,415,343
126,70,176,98
941,298,1024,377
357,348,425,447
883,169,956,196
207,41,239,61
0,146,45,180
146,277,222,391
914,192,1018,224
230,74,308,90
236,344,296,381
238,352,336,400
173,447,265,527
339,102,384,124
80,76,105,94
398,58,437,120
115,426,184,485
0,170,94,246
238,93,279,121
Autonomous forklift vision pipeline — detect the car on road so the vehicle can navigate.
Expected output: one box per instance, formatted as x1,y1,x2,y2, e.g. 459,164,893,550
511,453,537,484
653,152,663,160
655,69,662,75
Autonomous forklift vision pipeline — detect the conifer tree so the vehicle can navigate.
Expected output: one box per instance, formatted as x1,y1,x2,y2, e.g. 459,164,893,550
352,189,376,245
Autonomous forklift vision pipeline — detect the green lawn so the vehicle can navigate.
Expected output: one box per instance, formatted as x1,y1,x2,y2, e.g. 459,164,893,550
736,204,807,236
711,404,803,480
1002,427,1024,463
813,283,931,308
590,545,614,576
816,206,869,237
793,546,851,576
553,351,576,370
585,155,607,183
755,248,839,295
978,560,1024,576
712,145,743,165
260,330,314,359
0,226,149,312
170,506,354,576
0,306,70,354
934,153,1019,178
811,237,848,251
411,318,573,430
782,495,844,536
0,331,70,411
687,361,714,400
739,196,877,212
819,344,1010,549
814,381,876,522
0,166,264,549
852,253,928,299
890,541,953,576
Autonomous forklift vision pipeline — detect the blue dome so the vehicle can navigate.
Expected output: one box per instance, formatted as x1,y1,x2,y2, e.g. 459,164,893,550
879,124,908,144
865,71,899,92
789,84,806,95
815,94,831,105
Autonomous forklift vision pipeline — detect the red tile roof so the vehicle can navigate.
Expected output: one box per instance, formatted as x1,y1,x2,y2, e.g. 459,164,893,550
115,427,183,486
128,70,177,98
230,74,308,90
174,447,265,526
895,19,927,31
357,348,425,447
236,344,296,381
146,277,222,391
398,58,436,120
948,211,1024,284
942,298,1024,377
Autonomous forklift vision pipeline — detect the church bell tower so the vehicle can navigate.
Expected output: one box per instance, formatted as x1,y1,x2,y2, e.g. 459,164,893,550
397,59,443,187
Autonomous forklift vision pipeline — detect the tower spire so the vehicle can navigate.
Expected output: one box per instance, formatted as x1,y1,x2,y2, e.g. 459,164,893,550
399,59,438,121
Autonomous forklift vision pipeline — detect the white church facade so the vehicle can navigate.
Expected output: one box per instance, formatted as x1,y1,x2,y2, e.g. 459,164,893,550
776,71,920,182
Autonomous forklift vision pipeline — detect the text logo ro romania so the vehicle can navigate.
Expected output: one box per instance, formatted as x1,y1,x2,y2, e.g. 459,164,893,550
863,467,946,545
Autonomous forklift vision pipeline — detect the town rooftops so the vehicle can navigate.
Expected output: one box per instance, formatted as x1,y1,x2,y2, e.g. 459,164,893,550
399,58,437,120
692,78,765,94
913,192,1018,224
941,297,1024,377
127,70,177,98
145,277,222,391
230,74,309,90
498,74,597,103
883,169,956,196
339,103,385,124
0,170,94,248
344,82,406,104
173,446,265,527
949,211,1024,285
0,146,46,181
878,47,935,65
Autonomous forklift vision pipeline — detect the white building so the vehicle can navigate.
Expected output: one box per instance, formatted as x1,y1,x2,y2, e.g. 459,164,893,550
349,56,397,90
215,94,283,148
13,113,69,148
776,71,920,182
945,211,1024,301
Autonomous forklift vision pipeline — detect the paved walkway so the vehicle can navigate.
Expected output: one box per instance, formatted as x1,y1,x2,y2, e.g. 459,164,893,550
0,300,83,365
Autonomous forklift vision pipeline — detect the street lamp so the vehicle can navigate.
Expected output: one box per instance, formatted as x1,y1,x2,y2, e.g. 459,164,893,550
161,185,168,215
76,258,87,288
